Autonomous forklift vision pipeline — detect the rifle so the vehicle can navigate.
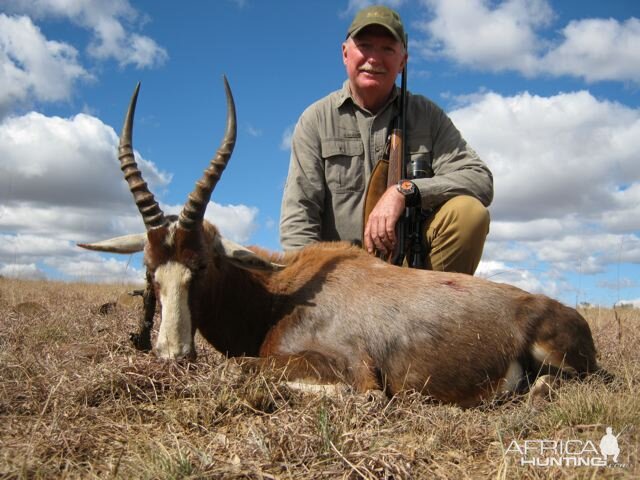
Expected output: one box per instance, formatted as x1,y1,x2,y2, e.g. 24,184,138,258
362,35,429,268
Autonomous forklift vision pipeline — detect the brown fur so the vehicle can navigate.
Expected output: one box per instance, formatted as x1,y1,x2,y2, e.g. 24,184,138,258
137,221,603,407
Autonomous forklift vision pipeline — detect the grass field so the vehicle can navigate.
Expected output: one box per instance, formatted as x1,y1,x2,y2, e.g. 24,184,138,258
0,277,638,479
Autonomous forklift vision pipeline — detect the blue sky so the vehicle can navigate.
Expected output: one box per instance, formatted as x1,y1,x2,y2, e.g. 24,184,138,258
1,0,639,307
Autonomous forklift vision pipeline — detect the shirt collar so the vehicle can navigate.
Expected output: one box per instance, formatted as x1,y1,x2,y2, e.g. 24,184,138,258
334,80,400,114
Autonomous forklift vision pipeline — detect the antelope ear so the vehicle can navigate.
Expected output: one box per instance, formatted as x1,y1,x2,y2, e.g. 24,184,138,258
77,233,147,254
216,237,285,271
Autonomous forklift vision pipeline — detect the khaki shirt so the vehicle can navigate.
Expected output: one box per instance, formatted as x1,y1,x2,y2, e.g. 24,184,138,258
280,81,493,250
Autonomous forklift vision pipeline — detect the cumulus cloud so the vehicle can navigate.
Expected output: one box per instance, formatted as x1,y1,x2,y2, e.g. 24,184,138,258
541,18,640,83
419,0,552,74
163,202,259,245
204,203,259,244
0,111,170,226
46,254,144,284
418,0,640,83
2,0,168,69
449,90,640,282
0,234,75,261
0,262,46,280
0,234,141,283
476,259,561,297
451,90,640,223
0,110,260,281
0,13,91,117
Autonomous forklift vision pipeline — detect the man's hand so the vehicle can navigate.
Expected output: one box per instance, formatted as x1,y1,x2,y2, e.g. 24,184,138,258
364,185,405,255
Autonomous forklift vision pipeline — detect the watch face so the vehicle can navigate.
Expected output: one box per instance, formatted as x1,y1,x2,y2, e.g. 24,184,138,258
399,180,415,194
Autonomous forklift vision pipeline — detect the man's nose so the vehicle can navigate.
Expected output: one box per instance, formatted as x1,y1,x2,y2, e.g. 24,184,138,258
366,48,384,63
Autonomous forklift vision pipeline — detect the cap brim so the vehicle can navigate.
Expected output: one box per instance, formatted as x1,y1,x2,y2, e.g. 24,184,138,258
349,23,404,45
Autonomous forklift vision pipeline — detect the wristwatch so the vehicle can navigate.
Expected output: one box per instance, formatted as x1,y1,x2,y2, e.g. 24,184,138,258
396,180,420,207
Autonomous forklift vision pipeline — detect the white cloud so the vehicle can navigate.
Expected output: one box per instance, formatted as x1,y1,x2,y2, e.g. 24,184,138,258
476,259,560,297
46,254,144,283
205,202,258,244
0,234,75,261
418,0,640,83
0,102,258,281
280,124,294,151
163,202,259,245
0,111,171,236
419,0,552,74
0,13,91,117
0,109,159,281
0,107,262,280
489,218,583,242
0,203,144,243
448,89,640,287
532,234,640,273
0,262,46,280
602,185,640,233
0,233,143,283
616,298,640,308
451,90,640,224
0,109,260,280
541,18,640,83
2,0,168,69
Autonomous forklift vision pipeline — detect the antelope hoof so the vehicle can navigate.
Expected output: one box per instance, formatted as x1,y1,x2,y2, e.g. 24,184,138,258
129,332,152,352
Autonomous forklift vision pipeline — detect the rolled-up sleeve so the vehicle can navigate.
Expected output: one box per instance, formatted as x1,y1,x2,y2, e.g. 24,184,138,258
280,111,325,250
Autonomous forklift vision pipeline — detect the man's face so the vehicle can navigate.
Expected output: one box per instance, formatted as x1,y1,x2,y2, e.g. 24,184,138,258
342,26,407,107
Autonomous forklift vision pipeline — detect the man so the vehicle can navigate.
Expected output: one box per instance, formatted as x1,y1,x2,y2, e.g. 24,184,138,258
280,5,493,274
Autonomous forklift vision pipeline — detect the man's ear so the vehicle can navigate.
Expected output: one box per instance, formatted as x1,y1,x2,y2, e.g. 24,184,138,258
342,41,349,65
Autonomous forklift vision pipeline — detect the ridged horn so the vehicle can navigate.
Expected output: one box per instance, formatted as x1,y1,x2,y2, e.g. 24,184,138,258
119,83,166,230
178,76,237,231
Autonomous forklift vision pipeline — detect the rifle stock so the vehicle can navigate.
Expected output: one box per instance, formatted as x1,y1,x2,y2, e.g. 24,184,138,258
384,121,406,266
362,44,429,268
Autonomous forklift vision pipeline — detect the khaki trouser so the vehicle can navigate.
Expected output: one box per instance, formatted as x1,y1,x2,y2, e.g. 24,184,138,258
423,195,490,275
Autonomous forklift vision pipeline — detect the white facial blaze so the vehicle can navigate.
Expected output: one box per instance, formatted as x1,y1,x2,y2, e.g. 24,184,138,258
154,261,194,359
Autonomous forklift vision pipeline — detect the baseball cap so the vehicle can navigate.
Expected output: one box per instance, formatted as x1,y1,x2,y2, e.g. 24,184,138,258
346,5,406,47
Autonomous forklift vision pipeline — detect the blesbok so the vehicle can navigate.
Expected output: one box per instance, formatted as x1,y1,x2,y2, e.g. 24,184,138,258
79,78,606,406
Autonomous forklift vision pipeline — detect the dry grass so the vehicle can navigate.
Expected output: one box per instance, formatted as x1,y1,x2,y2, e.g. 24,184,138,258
0,277,638,479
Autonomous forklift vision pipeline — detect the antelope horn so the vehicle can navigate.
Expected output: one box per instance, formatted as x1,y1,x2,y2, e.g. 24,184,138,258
119,83,166,230
178,76,237,231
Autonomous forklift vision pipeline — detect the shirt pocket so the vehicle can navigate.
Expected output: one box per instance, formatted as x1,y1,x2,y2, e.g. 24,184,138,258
407,135,434,179
321,138,365,193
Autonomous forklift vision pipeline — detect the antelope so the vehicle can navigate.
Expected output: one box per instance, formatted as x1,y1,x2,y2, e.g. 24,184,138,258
79,78,607,407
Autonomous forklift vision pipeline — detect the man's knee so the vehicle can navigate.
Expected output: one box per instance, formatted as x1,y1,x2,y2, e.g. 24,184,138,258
426,196,490,274
433,195,490,240
449,195,490,239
